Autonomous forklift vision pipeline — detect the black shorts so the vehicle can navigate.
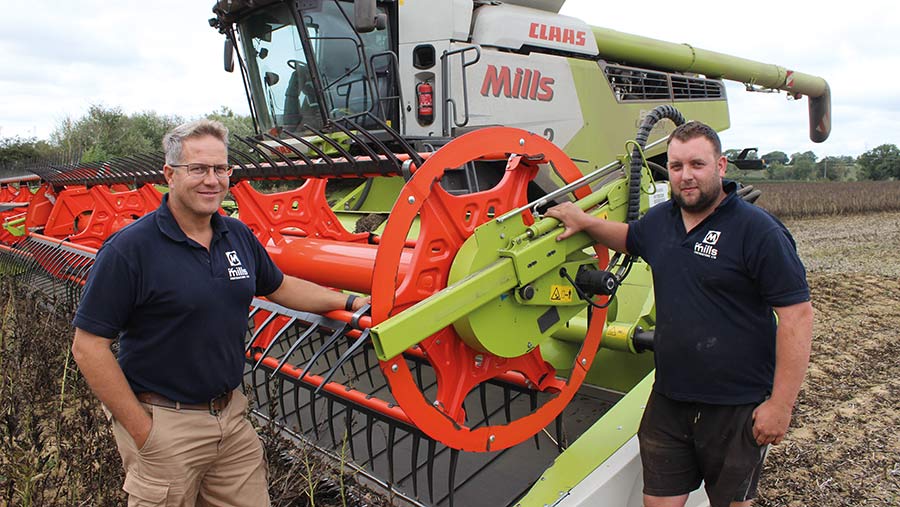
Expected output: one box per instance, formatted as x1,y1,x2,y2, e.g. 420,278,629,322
638,390,768,506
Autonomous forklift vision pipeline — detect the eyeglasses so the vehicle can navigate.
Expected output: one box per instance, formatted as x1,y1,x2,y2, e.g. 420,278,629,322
169,163,234,178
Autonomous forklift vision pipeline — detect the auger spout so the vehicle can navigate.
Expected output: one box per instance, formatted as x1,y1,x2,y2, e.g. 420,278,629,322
592,27,832,142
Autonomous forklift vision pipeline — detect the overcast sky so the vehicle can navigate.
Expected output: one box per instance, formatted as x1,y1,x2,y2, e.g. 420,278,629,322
1,0,897,158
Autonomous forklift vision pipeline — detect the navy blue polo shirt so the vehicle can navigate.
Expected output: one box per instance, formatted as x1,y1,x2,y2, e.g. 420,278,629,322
626,181,809,405
73,194,284,404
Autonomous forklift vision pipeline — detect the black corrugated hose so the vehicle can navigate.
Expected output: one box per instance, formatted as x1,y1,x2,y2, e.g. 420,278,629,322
627,105,685,222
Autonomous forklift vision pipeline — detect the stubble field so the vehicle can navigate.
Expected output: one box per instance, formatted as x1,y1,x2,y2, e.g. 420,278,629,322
755,210,900,506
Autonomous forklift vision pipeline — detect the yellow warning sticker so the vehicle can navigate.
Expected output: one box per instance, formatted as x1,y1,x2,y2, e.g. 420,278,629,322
550,285,573,303
606,324,629,339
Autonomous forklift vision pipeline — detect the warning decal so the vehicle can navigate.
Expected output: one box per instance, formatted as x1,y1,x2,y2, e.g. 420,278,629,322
550,285,574,303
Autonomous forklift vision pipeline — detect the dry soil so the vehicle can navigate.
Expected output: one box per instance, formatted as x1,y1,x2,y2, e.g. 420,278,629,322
755,211,900,506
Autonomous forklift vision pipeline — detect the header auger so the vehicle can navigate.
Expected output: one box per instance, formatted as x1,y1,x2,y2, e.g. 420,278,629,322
2,0,832,505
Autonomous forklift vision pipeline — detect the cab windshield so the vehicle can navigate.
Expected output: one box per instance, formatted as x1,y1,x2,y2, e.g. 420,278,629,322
238,1,391,133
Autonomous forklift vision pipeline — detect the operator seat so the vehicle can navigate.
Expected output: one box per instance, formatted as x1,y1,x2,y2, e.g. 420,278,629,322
284,61,314,127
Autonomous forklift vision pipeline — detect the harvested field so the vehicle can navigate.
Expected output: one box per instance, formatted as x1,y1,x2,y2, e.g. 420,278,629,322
756,211,900,506
753,181,900,219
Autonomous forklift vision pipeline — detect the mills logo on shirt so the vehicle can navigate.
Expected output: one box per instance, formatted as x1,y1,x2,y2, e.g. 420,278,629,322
226,250,250,280
694,230,721,259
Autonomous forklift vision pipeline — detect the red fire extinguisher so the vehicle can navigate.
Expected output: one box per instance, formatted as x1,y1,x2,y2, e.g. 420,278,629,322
416,81,434,125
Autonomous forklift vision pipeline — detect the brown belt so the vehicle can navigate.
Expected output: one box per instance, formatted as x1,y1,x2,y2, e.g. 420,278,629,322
136,391,233,415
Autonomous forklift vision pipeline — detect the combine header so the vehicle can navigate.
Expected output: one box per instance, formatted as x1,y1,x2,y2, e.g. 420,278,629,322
0,0,830,505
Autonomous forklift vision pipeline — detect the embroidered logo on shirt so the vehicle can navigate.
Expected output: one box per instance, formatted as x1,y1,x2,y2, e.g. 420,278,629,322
225,250,250,280
694,230,721,259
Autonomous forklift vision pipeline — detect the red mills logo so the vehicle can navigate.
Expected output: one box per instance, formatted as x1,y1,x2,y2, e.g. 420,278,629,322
529,22,587,46
480,65,555,102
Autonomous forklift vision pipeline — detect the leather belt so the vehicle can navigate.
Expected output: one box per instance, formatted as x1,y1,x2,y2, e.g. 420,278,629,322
136,391,233,415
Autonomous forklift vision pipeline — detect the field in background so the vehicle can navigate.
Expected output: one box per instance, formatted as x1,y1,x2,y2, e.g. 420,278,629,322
753,181,900,219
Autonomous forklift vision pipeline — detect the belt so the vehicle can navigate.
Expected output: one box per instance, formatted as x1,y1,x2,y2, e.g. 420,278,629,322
136,391,233,415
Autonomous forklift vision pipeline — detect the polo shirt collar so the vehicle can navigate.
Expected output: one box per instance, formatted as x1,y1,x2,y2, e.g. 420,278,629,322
155,193,228,243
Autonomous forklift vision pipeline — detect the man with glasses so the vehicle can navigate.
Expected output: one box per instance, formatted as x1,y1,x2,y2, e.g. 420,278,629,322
71,119,367,506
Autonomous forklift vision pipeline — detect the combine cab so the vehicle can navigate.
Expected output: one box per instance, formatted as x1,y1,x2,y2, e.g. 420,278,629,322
0,1,830,506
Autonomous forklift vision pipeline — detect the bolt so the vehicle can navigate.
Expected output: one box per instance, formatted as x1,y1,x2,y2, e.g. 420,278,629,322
433,400,441,407
408,195,415,204
489,434,496,443
435,339,441,345
519,285,535,301
519,138,525,146
474,354,484,368
580,357,587,366
500,233,505,239
527,341,533,348
617,425,623,431
391,364,398,372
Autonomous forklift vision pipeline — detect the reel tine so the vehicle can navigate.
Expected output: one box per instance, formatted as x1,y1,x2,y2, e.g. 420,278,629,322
361,343,375,386
305,124,357,172
530,390,540,449
292,384,303,433
299,323,350,382
448,449,460,507
479,383,490,427
427,439,436,503
365,413,375,468
315,329,370,395
309,393,320,439
327,398,338,448
247,312,281,363
271,322,320,380
503,386,512,423
244,306,263,354
276,376,286,419
387,423,396,487
252,316,297,371
555,413,566,453
410,433,421,498
344,405,355,460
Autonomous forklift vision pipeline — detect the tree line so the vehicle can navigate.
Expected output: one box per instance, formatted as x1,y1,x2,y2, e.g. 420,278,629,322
723,145,899,181
0,105,254,172
2,105,898,181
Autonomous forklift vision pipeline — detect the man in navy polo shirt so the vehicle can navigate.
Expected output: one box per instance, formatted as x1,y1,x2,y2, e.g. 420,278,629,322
546,121,812,507
71,119,368,506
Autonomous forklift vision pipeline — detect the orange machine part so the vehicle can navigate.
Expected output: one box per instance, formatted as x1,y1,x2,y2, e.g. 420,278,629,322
371,127,606,452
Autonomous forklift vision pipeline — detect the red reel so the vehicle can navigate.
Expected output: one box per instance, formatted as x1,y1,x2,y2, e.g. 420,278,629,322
371,127,609,451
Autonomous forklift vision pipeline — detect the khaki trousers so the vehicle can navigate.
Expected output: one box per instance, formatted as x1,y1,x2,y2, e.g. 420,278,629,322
110,389,270,507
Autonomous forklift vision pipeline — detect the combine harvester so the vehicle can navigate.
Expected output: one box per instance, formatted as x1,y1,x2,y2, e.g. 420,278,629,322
0,0,830,505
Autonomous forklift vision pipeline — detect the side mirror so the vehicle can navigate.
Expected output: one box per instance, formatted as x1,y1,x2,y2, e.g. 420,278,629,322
354,0,386,33
224,38,235,73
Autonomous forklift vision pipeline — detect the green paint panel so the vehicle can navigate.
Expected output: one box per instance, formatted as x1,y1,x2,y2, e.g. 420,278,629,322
517,372,654,507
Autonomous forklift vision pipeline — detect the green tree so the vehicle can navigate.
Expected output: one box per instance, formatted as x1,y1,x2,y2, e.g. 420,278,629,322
0,137,57,167
857,144,900,180
51,105,182,163
204,107,256,139
786,151,818,180
816,155,856,181
765,162,789,180
761,150,788,165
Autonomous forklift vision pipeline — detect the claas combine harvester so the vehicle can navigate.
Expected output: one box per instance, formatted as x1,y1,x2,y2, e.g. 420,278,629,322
0,0,830,505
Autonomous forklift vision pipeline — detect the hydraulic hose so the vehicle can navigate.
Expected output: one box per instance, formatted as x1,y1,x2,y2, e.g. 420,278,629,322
627,105,685,222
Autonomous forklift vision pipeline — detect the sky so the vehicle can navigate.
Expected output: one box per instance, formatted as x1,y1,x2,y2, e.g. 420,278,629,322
1,0,897,158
